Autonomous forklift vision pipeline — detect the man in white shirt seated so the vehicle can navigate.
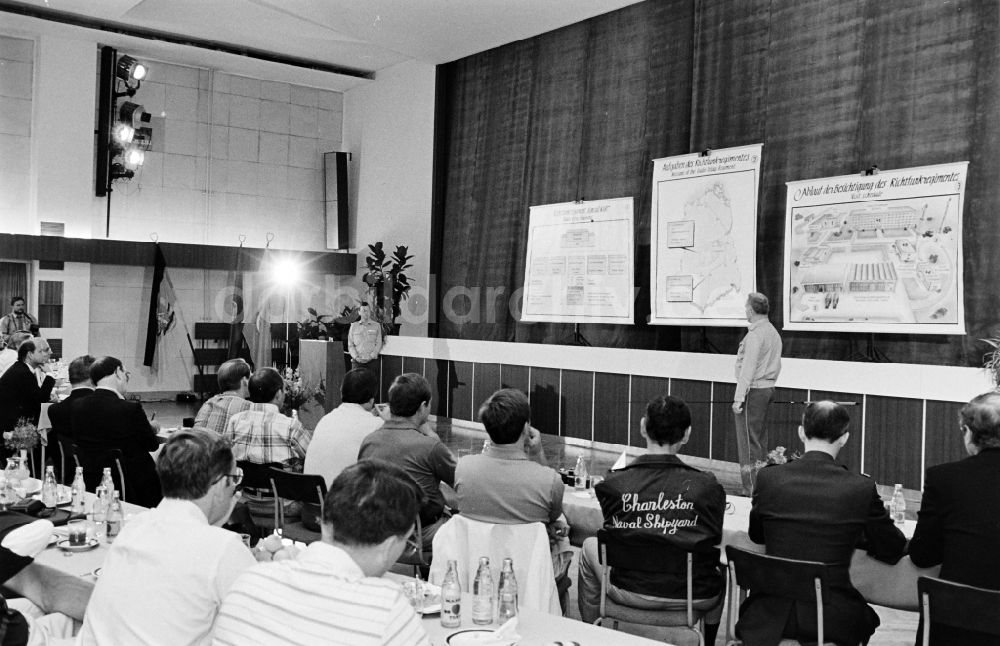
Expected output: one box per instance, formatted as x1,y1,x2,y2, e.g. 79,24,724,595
305,368,384,486
213,460,430,646
78,429,255,646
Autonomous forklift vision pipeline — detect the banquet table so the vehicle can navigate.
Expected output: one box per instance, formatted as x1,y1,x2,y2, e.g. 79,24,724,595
561,488,939,611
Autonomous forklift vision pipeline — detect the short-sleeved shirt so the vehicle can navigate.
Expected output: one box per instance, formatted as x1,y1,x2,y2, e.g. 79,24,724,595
454,443,563,524
358,420,455,525
304,402,384,486
194,392,257,435
223,403,312,465
213,542,429,646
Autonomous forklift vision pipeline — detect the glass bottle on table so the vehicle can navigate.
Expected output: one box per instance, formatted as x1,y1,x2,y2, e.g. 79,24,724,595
574,455,589,490
90,492,107,541
105,492,123,542
41,466,58,508
497,557,518,622
440,560,462,628
890,483,906,526
472,556,493,625
100,467,115,501
70,467,87,515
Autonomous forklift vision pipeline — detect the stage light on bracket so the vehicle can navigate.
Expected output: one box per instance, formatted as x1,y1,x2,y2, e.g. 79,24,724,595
110,162,135,182
123,147,145,168
113,123,135,144
116,55,147,83
119,102,151,127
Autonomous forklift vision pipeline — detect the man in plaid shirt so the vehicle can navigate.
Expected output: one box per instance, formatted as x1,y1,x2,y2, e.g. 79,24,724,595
194,359,256,434
224,367,312,466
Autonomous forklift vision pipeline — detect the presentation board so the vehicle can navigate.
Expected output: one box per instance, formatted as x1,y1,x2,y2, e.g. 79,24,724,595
520,198,634,324
649,144,763,326
783,162,967,334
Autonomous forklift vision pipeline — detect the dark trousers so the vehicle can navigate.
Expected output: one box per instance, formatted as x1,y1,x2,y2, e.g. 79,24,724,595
734,386,774,494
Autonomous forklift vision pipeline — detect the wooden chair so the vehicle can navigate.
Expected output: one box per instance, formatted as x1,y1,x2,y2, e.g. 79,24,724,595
596,529,713,645
267,467,326,544
725,545,836,646
918,576,1000,645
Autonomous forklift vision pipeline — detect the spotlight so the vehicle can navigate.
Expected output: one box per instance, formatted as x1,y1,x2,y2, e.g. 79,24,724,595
116,55,147,83
119,102,151,127
113,123,135,144
110,163,135,181
123,147,145,167
271,258,302,287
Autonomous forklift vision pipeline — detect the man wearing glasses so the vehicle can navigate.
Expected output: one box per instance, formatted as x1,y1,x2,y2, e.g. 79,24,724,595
70,356,162,507
79,429,254,646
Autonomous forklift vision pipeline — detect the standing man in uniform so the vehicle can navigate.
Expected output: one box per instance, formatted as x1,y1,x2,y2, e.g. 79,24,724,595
732,292,782,494
347,302,383,371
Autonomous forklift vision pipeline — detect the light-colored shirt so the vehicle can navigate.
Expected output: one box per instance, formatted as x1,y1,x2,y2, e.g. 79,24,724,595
734,318,782,403
194,392,256,435
304,402,384,485
348,320,383,363
455,443,564,524
0,312,35,345
212,542,430,646
78,498,255,646
224,402,312,464
0,348,16,376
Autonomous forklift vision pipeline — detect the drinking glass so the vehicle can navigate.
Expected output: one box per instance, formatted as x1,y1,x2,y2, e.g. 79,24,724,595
403,579,425,614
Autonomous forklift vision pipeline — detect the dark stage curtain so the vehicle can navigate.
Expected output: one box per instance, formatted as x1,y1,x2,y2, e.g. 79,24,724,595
433,0,1000,367
0,262,28,317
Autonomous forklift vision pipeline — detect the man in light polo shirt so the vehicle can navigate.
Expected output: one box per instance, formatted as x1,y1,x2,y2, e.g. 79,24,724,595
732,291,782,494
213,460,429,646
305,368,384,486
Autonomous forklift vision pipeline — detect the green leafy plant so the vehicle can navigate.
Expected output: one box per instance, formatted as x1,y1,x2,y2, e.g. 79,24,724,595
982,336,1000,388
362,241,414,334
297,308,335,340
4,418,40,451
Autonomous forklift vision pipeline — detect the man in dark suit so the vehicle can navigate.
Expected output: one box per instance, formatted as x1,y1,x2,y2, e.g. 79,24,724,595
908,391,1000,646
737,401,906,646
0,337,55,436
46,354,95,482
70,356,162,508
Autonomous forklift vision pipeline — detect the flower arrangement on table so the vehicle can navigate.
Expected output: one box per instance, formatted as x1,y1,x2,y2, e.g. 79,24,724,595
280,368,326,417
748,445,802,477
3,418,40,452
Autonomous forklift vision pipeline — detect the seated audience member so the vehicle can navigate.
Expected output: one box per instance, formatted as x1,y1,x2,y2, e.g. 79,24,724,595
0,534,93,644
0,331,31,376
908,391,1000,646
0,296,37,347
79,429,254,646
0,337,55,435
71,356,162,507
738,401,906,646
358,373,455,548
223,367,312,466
212,460,430,646
305,368,384,486
454,388,571,578
578,395,725,643
193,359,255,435
46,354,96,443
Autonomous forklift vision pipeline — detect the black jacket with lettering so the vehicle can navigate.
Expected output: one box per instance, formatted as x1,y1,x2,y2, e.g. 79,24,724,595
595,453,725,599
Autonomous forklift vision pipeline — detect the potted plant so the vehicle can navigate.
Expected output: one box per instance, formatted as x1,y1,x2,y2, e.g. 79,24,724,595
982,335,1000,388
362,242,414,335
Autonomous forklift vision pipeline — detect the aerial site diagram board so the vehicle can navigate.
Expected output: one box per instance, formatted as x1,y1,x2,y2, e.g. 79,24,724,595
783,161,967,334
650,144,763,326
520,198,634,324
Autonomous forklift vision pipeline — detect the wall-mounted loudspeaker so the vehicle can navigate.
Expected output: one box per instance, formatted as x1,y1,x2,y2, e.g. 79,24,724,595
323,151,350,250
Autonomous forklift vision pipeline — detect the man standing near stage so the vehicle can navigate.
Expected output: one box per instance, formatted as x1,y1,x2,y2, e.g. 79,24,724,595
0,296,38,347
732,292,782,494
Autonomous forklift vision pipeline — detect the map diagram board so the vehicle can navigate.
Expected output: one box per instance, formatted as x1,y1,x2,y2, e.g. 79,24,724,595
784,162,967,335
521,198,634,325
650,144,763,326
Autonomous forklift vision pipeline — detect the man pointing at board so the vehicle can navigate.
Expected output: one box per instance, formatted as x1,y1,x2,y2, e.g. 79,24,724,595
732,292,782,495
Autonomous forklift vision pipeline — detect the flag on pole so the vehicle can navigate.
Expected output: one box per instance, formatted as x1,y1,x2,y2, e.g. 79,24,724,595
244,247,274,370
226,245,246,360
143,244,177,366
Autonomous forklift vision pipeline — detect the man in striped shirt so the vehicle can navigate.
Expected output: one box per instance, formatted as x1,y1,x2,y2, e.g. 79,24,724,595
194,359,255,434
212,460,429,646
223,367,312,466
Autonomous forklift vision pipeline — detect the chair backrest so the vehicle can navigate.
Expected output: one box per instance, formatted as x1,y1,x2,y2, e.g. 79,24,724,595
597,528,696,574
429,515,561,615
267,468,327,505
918,576,1000,642
726,546,830,646
236,460,282,491
54,435,79,483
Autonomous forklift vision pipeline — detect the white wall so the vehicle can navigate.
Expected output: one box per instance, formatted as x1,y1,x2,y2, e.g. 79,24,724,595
344,60,436,337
